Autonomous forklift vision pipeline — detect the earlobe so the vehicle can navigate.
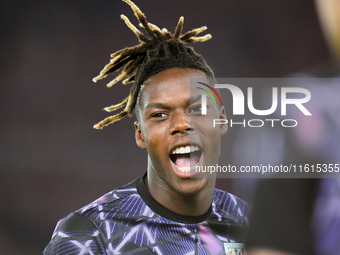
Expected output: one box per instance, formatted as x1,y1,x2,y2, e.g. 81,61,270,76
134,121,146,149
219,106,228,135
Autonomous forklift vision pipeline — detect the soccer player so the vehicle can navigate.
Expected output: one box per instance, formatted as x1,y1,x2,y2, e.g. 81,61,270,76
44,1,249,254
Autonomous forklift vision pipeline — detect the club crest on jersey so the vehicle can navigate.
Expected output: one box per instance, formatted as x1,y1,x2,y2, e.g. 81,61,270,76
223,242,246,255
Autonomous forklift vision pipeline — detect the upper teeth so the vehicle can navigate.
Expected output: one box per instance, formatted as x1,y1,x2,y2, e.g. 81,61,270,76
171,145,200,154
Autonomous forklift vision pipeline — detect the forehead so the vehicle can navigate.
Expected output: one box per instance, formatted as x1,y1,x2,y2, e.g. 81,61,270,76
139,68,207,107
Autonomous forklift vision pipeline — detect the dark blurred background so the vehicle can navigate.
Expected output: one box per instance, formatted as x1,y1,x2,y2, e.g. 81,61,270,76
0,0,331,254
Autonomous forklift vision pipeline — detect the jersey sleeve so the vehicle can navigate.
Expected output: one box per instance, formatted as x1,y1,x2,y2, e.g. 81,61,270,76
43,213,107,255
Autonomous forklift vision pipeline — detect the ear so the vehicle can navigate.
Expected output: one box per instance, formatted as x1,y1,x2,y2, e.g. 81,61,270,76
134,121,146,149
219,106,228,135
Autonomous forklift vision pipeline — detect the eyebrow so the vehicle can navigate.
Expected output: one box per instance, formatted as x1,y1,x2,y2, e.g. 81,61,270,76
144,95,204,111
144,103,171,111
144,95,201,110
190,94,202,103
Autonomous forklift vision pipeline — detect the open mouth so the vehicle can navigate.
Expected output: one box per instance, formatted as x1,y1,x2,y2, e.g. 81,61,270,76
170,145,202,174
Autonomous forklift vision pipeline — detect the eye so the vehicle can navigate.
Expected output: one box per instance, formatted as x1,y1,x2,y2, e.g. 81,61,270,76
151,112,168,118
190,105,202,113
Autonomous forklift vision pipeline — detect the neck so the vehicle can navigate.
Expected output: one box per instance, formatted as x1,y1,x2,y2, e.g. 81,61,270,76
145,173,215,216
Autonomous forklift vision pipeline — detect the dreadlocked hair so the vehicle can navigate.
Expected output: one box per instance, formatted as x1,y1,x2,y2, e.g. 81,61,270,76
92,0,214,129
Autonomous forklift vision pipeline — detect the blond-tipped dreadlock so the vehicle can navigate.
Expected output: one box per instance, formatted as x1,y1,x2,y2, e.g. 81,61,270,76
92,0,214,129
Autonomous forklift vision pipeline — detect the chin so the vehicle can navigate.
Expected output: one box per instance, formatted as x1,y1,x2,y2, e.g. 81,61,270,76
174,177,211,196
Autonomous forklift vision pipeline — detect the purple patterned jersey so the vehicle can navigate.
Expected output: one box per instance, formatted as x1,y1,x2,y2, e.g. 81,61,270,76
44,175,249,255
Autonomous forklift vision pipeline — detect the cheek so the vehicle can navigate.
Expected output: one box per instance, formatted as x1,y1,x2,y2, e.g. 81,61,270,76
200,109,225,139
204,129,221,151
203,133,221,164
193,117,222,137
195,121,222,153
142,125,168,152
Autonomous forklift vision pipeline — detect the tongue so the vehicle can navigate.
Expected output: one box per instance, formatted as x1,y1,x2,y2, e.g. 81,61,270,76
175,154,191,167
173,152,200,167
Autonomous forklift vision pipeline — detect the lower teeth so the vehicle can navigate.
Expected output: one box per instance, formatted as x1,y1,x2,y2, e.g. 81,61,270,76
177,166,196,172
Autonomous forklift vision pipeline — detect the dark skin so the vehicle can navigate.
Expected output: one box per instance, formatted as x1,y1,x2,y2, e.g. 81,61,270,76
135,68,228,216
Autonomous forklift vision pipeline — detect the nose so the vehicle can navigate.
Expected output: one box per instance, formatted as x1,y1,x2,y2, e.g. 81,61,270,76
170,110,192,135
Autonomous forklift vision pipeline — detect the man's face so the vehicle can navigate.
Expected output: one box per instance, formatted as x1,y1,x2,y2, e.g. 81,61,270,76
135,68,227,195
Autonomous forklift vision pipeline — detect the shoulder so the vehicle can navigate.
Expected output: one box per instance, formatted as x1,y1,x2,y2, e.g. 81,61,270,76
43,212,106,254
77,177,141,217
50,212,99,237
53,177,141,233
213,188,250,210
206,189,250,243
212,188,250,224
44,178,143,254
